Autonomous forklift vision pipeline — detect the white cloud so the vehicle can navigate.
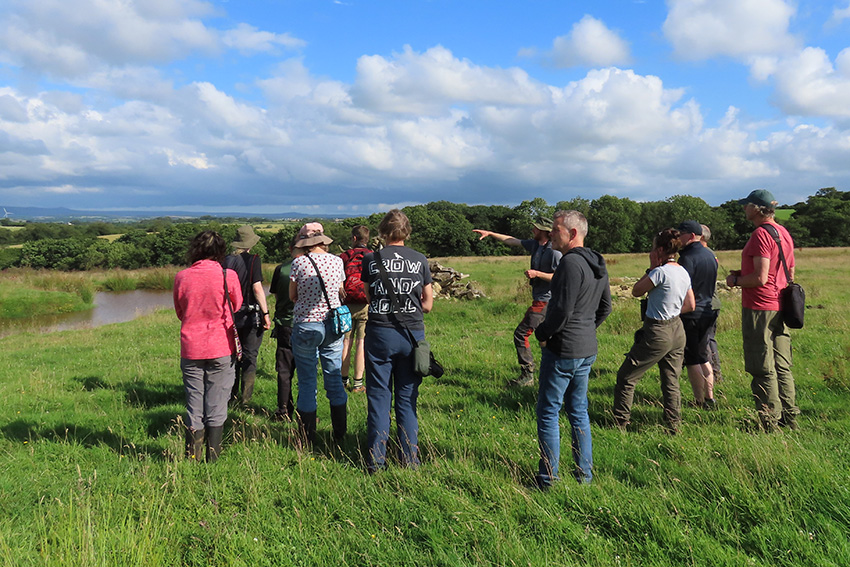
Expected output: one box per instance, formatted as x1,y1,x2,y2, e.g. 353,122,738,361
2,43,850,210
770,47,850,120
0,0,303,79
663,0,797,60
351,45,547,114
222,23,306,53
549,15,631,68
832,2,850,23
0,0,218,77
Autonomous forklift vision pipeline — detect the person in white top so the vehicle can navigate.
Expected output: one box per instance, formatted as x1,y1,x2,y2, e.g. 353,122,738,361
613,228,695,433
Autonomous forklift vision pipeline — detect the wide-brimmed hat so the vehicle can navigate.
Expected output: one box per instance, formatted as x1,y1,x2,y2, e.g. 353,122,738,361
738,189,777,208
532,216,553,232
232,225,260,249
294,222,334,248
677,220,703,235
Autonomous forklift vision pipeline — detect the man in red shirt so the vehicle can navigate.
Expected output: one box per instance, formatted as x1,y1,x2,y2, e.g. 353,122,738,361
726,189,799,431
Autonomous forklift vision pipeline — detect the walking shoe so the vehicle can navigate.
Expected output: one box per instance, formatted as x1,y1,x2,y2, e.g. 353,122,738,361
702,398,717,410
351,379,365,393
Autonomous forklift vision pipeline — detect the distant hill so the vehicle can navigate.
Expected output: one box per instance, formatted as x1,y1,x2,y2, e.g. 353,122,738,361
0,206,351,223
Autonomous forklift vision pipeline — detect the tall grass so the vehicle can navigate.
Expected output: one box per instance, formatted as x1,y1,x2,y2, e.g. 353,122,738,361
0,250,849,565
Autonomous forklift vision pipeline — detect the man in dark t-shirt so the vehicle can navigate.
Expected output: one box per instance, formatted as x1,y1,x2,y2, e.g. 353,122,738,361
677,220,718,409
268,240,302,421
222,225,270,407
473,217,562,387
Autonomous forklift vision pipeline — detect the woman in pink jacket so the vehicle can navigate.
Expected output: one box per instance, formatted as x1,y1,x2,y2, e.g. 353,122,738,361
173,230,242,462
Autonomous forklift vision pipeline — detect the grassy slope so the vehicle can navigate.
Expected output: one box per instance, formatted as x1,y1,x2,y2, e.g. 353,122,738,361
0,250,848,566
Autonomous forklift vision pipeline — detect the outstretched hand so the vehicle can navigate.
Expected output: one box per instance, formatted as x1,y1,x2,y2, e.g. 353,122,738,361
473,229,490,240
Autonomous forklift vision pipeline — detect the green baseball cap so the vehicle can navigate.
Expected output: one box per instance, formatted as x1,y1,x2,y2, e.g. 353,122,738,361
738,189,777,208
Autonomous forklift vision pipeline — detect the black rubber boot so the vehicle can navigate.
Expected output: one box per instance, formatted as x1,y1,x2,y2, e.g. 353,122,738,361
330,404,347,442
206,426,224,463
240,371,256,406
185,428,204,462
296,410,317,449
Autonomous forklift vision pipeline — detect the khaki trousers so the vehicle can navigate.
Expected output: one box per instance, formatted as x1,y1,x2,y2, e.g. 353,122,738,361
741,308,798,427
613,317,685,430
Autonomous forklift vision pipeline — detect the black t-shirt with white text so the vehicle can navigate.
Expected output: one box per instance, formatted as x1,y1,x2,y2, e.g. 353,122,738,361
361,245,432,330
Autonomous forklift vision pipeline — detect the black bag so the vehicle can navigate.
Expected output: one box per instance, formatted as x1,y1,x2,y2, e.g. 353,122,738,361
761,224,805,329
412,338,445,379
780,283,805,329
374,250,443,378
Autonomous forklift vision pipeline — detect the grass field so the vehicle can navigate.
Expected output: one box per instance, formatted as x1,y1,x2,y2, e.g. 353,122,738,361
0,248,848,566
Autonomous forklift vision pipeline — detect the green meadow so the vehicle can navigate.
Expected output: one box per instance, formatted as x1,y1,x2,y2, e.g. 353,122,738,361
0,248,848,566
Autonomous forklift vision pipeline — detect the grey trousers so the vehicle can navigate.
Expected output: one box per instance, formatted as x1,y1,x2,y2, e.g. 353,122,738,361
613,317,685,429
182,355,236,430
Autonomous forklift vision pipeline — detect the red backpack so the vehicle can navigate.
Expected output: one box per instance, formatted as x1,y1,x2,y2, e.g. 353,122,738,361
341,247,369,304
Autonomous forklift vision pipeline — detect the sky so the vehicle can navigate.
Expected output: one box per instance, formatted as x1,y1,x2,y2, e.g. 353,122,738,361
1,0,850,215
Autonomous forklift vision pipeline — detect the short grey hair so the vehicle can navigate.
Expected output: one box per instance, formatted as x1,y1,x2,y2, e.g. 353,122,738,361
553,210,588,239
700,224,711,242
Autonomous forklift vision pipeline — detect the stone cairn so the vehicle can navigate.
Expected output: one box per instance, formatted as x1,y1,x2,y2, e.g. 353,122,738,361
429,261,487,300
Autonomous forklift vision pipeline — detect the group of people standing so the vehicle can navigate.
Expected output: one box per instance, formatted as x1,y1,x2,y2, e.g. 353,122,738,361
173,209,433,472
475,188,799,489
173,188,800,489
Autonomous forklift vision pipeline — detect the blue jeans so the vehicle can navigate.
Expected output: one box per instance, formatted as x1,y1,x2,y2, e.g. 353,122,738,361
536,349,596,486
364,324,424,472
292,320,347,413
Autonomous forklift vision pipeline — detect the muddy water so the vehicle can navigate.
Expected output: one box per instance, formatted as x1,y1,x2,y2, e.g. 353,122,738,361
0,289,174,337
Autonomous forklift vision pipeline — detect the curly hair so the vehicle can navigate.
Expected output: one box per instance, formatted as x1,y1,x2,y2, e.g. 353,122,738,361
187,230,226,264
653,228,683,257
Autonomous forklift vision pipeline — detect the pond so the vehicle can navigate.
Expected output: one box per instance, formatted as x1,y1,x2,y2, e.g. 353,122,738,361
0,289,174,338
0,284,273,338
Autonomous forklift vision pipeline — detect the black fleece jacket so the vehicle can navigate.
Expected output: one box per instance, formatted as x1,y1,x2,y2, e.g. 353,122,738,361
534,247,612,359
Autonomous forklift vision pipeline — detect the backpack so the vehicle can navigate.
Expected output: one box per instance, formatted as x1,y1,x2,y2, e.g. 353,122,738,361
341,247,369,304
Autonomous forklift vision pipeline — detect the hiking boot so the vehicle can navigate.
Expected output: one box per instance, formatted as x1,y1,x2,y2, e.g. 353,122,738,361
351,379,365,393
778,415,799,430
509,363,535,388
508,373,534,388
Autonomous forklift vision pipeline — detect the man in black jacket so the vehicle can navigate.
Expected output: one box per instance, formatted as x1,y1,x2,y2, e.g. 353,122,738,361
533,210,612,489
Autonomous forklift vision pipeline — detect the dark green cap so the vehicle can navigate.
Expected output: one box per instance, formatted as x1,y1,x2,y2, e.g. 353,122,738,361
738,189,777,208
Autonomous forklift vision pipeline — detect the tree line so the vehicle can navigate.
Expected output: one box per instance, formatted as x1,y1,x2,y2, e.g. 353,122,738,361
0,188,846,271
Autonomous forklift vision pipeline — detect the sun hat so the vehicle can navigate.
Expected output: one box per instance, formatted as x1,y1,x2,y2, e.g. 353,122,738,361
532,216,553,232
231,225,260,249
294,222,334,248
738,189,777,208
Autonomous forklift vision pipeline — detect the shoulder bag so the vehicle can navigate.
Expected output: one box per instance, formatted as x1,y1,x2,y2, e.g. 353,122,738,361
374,250,443,378
305,254,352,335
222,268,243,360
760,224,805,329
